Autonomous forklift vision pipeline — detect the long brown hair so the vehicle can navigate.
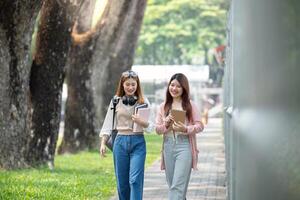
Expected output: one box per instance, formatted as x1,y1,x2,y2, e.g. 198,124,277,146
115,70,144,104
164,73,193,122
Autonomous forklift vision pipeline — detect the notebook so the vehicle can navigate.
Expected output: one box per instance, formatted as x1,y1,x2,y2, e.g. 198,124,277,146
133,107,150,132
170,109,186,124
134,103,148,114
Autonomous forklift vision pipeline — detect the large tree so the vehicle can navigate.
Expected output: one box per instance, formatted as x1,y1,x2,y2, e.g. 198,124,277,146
92,0,147,130
28,0,84,168
0,0,42,169
0,0,84,169
58,0,147,153
57,0,97,154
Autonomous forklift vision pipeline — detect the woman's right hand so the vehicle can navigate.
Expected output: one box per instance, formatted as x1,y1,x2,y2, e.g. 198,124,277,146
164,114,174,128
100,144,107,157
100,136,107,157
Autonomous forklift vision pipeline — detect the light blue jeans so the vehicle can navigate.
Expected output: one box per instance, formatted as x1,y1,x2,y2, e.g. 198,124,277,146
163,134,192,200
113,134,146,200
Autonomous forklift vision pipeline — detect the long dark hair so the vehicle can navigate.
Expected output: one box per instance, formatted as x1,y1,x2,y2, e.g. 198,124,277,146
115,70,144,104
164,73,193,122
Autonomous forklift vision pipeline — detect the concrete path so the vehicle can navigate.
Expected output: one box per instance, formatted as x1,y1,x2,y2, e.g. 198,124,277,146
111,118,226,200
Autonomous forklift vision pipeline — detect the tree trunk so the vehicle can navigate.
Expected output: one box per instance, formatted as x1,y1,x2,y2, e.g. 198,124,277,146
0,0,42,169
92,0,147,130
59,0,147,153
28,0,82,167
58,0,97,154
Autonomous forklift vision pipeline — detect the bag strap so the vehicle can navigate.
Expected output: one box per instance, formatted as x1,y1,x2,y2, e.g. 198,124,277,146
111,96,120,130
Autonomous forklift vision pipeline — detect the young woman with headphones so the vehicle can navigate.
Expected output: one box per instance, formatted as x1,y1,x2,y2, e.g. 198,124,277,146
99,70,150,200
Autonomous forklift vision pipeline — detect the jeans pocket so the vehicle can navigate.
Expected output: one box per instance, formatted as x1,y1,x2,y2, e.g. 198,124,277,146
114,135,120,143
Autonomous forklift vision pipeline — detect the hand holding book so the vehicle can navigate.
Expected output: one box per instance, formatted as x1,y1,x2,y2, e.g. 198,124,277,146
172,121,188,133
132,104,150,132
132,113,148,127
170,109,187,133
164,114,174,128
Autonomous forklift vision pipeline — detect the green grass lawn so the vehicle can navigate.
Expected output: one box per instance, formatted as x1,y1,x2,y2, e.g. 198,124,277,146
0,134,162,200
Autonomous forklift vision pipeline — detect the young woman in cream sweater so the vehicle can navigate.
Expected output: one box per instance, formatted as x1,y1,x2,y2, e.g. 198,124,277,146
100,70,150,200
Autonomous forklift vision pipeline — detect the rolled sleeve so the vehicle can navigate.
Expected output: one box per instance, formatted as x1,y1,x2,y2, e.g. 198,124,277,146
186,101,204,134
155,103,171,134
99,100,114,137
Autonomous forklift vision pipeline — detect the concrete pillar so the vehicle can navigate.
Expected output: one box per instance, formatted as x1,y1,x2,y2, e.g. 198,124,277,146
224,0,300,199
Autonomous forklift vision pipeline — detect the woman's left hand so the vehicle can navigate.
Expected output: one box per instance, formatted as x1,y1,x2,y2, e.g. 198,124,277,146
172,121,188,134
132,114,149,128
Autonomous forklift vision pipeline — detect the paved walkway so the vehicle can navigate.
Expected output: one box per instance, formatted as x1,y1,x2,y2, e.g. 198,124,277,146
111,118,226,200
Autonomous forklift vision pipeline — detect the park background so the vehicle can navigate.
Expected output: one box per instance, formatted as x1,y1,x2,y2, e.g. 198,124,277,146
1,0,300,200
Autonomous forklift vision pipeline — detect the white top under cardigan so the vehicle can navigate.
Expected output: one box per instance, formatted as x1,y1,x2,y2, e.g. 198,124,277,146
99,97,151,137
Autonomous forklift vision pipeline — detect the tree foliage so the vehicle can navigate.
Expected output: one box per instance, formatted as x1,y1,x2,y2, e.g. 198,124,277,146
135,0,227,65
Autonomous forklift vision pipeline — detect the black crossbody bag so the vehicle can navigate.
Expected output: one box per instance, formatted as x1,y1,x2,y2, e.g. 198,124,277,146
105,96,120,151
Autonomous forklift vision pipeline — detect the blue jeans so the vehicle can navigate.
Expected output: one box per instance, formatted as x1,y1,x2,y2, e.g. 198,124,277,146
113,134,146,200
